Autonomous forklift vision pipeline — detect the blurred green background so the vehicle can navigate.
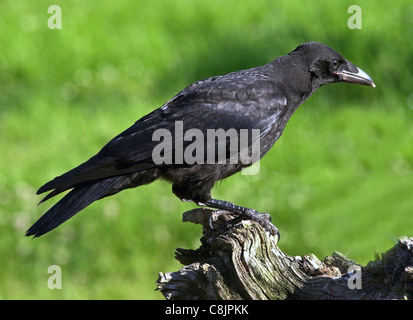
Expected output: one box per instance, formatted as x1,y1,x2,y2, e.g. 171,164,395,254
0,0,412,299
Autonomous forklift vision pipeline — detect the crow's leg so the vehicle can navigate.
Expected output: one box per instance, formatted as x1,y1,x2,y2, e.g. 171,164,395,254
199,198,279,238
201,199,271,221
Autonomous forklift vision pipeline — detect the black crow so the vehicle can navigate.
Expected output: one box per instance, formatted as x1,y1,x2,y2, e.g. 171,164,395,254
26,42,375,237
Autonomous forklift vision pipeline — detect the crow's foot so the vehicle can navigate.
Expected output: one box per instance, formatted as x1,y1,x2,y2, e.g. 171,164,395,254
199,199,280,239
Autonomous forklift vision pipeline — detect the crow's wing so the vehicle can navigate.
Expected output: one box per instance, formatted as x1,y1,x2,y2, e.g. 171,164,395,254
37,75,287,198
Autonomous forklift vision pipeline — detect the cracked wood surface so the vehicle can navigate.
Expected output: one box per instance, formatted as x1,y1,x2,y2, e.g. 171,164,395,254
156,208,413,300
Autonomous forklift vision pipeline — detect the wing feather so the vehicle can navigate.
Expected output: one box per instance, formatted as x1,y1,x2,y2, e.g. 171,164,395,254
38,75,287,200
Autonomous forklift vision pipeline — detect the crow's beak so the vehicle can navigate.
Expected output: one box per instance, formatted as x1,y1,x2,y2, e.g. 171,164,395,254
335,62,376,88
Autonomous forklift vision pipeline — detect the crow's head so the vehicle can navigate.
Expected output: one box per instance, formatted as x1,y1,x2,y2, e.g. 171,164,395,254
292,42,375,88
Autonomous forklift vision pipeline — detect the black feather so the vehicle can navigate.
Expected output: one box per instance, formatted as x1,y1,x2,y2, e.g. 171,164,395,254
27,176,124,237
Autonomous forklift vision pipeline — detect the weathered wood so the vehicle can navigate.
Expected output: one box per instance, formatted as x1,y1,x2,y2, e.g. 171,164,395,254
156,208,413,300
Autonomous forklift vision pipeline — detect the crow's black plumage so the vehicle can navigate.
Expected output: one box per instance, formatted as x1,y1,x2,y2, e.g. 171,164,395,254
26,42,375,237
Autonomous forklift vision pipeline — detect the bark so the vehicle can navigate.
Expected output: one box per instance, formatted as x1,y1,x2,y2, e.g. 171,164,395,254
156,208,413,300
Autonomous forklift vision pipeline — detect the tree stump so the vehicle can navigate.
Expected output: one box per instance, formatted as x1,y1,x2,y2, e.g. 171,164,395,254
156,208,413,300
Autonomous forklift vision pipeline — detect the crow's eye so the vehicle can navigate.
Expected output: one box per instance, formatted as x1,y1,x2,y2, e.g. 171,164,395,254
331,60,339,69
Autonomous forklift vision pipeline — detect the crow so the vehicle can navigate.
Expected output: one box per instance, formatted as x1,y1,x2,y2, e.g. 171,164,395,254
26,42,375,238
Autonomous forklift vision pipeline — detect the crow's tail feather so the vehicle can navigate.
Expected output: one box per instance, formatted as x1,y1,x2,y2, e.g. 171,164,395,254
26,176,123,237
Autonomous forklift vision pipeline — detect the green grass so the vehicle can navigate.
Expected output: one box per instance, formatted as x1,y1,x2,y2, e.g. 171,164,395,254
0,0,412,299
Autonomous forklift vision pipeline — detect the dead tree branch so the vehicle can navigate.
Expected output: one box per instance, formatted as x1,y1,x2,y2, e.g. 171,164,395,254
156,208,413,300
